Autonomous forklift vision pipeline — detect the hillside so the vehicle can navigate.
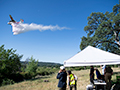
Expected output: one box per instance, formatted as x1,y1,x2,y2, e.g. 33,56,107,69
21,61,63,67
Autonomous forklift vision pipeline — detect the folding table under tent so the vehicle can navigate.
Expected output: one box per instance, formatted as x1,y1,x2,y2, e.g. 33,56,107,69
64,46,120,67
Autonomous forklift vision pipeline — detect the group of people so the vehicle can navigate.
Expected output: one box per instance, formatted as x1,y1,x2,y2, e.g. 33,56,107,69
90,65,106,84
89,65,113,90
57,65,113,90
57,66,77,90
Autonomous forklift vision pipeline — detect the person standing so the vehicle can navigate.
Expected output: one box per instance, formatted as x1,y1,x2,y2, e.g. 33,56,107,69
86,66,94,90
57,66,67,90
67,70,77,90
89,66,94,85
104,66,113,90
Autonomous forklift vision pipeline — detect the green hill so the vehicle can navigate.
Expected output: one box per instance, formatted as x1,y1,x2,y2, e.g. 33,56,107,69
21,61,62,67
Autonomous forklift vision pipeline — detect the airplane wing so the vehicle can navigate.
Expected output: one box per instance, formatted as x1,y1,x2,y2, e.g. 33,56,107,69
9,15,16,22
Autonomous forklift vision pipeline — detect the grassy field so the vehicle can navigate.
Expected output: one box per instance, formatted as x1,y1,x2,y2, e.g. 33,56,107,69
0,67,120,90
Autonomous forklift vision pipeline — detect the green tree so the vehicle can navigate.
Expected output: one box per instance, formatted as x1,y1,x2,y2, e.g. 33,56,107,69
0,45,23,84
25,56,38,73
80,3,120,55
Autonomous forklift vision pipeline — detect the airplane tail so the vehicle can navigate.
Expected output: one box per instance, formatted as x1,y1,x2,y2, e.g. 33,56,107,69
20,19,24,23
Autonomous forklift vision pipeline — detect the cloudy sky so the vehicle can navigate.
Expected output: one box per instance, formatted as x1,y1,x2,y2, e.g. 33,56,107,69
0,0,118,64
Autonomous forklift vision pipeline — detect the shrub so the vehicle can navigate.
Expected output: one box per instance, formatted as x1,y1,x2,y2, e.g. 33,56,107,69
36,67,59,76
20,72,37,80
2,78,15,86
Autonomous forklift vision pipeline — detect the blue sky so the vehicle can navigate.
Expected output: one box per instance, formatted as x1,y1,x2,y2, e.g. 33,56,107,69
0,0,119,64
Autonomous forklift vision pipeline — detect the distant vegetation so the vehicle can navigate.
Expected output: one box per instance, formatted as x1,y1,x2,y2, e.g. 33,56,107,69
21,61,62,67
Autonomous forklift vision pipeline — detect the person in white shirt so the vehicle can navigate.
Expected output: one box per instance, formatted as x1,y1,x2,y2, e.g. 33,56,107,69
101,65,106,75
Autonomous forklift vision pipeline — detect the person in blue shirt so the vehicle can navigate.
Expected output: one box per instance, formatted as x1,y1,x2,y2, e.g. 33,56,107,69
57,66,67,90
95,68,102,79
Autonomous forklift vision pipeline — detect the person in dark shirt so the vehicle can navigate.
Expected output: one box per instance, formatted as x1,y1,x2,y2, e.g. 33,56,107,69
89,66,94,84
57,66,67,90
104,66,113,90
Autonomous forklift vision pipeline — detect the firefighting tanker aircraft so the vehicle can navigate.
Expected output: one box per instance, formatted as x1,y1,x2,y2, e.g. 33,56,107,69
8,15,69,35
8,15,25,35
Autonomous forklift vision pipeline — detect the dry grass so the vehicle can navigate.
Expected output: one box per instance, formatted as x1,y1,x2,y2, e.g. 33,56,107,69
0,67,119,90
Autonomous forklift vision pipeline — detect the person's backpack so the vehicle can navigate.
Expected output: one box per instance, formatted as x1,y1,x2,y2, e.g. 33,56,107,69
74,75,78,81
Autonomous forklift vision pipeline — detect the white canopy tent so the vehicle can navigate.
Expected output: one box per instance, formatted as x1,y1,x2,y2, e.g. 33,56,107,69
64,46,120,67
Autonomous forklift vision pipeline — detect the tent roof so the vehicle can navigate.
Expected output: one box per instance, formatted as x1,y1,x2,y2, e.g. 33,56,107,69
64,46,120,67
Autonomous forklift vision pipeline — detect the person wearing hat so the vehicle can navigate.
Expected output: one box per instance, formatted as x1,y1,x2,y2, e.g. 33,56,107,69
57,66,67,90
